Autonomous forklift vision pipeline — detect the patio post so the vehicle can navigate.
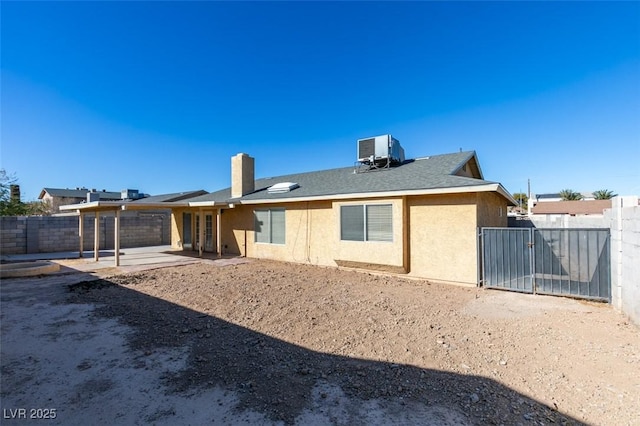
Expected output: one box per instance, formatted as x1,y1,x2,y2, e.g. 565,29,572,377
78,212,84,258
216,208,222,258
114,209,120,266
94,211,100,262
198,209,204,257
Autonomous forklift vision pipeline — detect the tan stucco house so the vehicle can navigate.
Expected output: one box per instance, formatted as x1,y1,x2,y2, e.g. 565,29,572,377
61,149,515,286
166,150,515,286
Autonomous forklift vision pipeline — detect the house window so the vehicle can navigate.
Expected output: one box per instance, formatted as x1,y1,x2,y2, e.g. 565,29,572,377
340,204,393,242
254,208,285,244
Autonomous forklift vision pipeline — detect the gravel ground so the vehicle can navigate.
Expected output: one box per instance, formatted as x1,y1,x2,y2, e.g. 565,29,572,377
1,259,639,425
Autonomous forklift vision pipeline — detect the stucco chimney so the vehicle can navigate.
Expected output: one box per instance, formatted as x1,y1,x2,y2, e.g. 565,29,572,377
231,153,255,198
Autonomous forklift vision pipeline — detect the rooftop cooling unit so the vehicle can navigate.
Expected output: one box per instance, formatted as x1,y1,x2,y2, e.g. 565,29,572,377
121,189,141,200
357,134,405,167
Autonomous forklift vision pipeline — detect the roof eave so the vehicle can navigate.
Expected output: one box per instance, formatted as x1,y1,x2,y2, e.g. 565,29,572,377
235,183,512,205
59,201,125,211
123,202,190,210
496,184,517,206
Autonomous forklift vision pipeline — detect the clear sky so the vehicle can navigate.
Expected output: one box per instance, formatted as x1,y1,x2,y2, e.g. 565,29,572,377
2,1,639,201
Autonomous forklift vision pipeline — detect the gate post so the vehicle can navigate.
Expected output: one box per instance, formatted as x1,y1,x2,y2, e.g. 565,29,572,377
477,228,482,287
530,228,536,295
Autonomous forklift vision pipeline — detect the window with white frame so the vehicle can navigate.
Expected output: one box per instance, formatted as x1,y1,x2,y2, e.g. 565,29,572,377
254,208,285,244
340,204,393,242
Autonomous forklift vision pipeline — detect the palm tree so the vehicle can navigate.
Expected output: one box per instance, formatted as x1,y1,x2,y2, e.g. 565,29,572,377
593,189,615,200
513,192,528,208
559,189,583,201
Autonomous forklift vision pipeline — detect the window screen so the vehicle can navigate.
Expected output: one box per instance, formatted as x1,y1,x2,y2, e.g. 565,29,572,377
254,209,285,244
340,205,365,241
366,204,393,242
340,204,392,242
254,210,270,243
270,209,286,244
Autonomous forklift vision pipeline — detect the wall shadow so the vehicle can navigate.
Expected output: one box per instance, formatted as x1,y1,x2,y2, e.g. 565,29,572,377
66,278,584,425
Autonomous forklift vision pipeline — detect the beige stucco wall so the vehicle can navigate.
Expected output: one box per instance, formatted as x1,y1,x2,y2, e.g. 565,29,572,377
171,208,187,249
407,193,478,285
476,192,509,228
212,199,404,269
331,198,405,268
169,190,510,286
242,201,336,265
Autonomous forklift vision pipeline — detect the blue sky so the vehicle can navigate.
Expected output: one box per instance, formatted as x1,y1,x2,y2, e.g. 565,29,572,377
2,1,639,201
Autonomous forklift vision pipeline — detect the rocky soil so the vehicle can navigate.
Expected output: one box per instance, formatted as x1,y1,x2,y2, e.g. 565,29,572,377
2,258,639,425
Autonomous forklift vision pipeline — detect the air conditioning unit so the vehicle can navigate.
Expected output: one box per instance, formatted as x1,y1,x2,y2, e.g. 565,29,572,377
357,134,405,166
121,189,140,200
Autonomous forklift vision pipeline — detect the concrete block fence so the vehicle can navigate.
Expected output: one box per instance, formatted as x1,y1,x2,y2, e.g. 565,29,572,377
508,196,639,327
1,211,171,255
605,196,640,327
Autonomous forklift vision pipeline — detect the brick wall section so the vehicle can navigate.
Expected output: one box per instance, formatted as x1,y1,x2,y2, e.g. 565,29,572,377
0,217,28,254
1,211,170,254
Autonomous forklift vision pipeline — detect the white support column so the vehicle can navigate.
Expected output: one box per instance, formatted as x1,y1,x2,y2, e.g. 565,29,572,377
114,209,121,267
198,209,204,257
78,212,84,258
94,211,100,262
216,209,222,258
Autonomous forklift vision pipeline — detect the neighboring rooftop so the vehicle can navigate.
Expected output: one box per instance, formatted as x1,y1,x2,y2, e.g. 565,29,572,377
130,190,207,204
534,192,595,201
531,199,612,215
39,187,122,200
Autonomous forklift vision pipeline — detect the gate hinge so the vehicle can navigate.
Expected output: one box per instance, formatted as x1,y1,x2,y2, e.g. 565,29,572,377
527,242,534,248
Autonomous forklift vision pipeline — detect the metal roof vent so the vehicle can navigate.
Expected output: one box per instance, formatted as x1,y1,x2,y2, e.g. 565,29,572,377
267,182,299,194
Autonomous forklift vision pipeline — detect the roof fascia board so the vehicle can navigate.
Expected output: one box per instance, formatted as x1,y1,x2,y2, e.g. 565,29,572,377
123,202,189,210
473,153,485,180
235,184,505,205
496,184,517,205
59,201,122,211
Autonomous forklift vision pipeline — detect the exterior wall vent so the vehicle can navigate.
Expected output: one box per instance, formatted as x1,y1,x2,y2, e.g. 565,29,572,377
267,182,300,194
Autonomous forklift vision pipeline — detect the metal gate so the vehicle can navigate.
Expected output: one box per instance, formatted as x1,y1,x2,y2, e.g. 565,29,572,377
480,228,611,302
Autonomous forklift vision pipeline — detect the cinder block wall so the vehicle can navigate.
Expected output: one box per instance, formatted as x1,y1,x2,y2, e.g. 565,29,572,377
508,215,607,228
0,217,28,254
1,212,171,255
606,197,640,327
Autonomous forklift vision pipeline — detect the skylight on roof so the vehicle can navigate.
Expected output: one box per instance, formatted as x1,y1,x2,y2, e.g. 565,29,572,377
267,182,300,194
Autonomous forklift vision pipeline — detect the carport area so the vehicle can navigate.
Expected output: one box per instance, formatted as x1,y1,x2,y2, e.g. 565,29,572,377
58,198,226,267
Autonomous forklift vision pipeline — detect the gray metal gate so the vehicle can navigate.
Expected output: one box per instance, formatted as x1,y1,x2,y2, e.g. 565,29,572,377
480,228,611,302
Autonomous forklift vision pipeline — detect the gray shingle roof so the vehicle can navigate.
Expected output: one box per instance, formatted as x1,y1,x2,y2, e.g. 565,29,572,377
130,190,207,204
40,188,122,200
187,151,497,204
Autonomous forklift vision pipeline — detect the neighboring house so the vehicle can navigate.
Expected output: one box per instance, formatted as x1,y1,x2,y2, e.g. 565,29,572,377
531,200,612,216
532,192,595,203
61,146,515,286
526,192,595,215
39,187,144,213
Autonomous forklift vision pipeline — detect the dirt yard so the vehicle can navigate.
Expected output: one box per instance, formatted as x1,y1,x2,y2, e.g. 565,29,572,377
1,259,639,425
